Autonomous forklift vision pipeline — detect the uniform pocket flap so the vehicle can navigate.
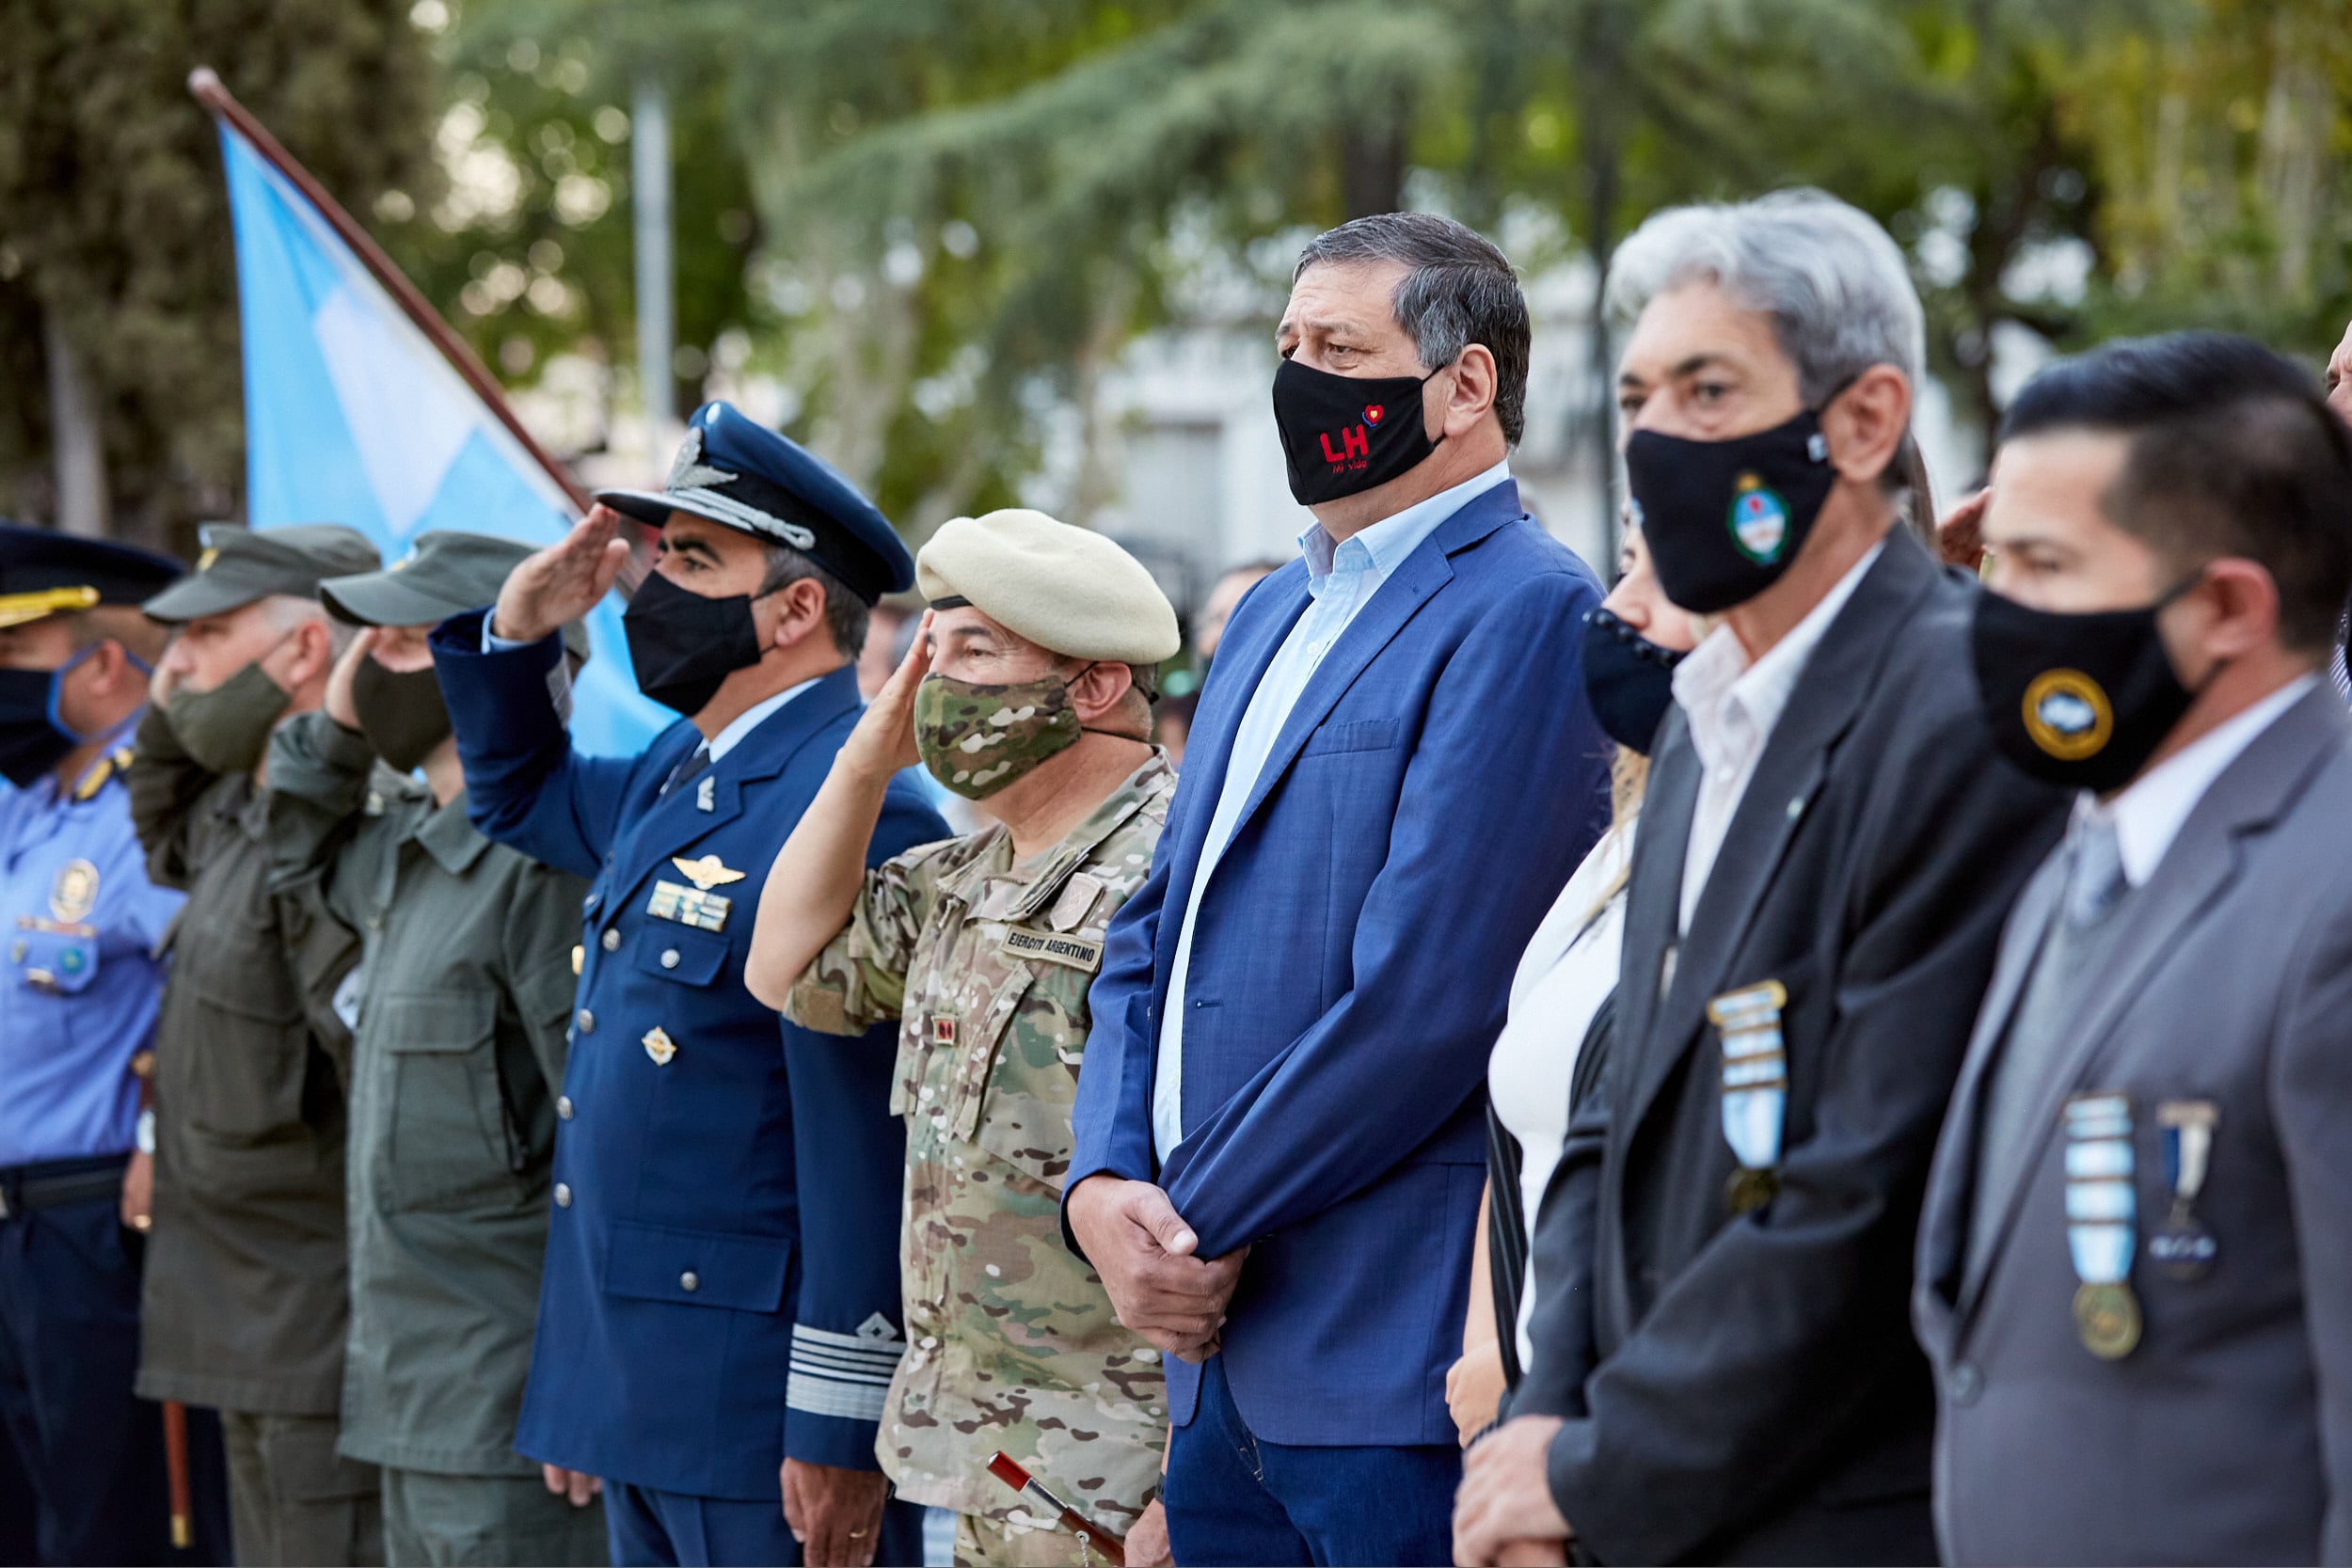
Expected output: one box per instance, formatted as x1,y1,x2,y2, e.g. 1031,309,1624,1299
375,990,499,1053
603,1221,792,1312
634,925,728,987
1298,717,1401,756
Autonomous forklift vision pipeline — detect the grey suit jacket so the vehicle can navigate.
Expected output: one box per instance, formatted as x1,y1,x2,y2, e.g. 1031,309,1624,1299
1915,682,2352,1565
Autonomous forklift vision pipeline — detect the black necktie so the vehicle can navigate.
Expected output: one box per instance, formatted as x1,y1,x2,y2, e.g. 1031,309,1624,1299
660,745,711,798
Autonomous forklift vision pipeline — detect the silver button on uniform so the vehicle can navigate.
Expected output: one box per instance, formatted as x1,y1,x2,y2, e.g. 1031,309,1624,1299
601,928,620,952
553,1182,572,1209
576,1009,595,1034
679,1271,699,1293
660,949,680,970
556,1096,573,1120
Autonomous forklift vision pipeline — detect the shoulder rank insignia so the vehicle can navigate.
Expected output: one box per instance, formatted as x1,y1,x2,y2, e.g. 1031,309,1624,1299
49,859,99,924
643,1025,677,1066
672,855,745,891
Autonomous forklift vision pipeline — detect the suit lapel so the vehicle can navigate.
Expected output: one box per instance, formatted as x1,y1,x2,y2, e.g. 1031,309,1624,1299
1219,485,1520,854
1957,685,2348,1317
1919,853,2063,1315
1622,536,1936,1135
1149,570,1310,979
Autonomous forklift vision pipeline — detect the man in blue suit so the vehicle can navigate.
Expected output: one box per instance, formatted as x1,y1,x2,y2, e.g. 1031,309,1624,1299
1063,214,1613,1566
430,403,947,1568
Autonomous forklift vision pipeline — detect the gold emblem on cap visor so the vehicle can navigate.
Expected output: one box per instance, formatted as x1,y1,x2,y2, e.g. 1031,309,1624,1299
196,546,220,574
0,585,100,629
671,855,745,891
2023,668,2114,761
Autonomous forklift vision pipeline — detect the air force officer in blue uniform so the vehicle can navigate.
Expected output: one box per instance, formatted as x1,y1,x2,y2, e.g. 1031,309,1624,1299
431,404,947,1567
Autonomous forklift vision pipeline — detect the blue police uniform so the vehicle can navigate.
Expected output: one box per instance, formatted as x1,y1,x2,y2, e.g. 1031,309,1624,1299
0,525,230,1565
430,405,948,1567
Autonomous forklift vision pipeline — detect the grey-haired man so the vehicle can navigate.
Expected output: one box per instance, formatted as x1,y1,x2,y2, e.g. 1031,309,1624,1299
1455,191,2069,1566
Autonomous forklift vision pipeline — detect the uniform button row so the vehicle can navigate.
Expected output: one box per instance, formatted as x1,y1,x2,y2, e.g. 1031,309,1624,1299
553,1182,572,1208
556,1096,573,1120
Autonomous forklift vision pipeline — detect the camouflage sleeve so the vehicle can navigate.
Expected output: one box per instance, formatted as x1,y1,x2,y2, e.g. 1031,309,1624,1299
782,843,941,1037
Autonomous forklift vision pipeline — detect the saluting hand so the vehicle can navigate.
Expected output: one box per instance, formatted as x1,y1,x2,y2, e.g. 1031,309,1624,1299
492,506,632,643
839,610,930,782
1938,486,1991,574
325,627,376,733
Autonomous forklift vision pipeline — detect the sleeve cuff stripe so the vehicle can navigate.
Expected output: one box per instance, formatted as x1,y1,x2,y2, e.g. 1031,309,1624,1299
792,1323,908,1354
787,1376,891,1422
790,1356,897,1385
790,1338,906,1366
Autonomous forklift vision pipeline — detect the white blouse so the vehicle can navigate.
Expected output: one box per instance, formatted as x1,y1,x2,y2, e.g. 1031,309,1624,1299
1487,819,1634,1369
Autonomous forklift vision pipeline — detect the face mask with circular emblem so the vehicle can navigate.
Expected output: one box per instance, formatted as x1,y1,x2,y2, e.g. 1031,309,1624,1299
1968,575,2208,793
1622,383,1859,614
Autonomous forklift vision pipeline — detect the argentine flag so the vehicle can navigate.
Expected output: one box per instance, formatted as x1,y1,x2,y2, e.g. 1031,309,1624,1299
216,120,662,754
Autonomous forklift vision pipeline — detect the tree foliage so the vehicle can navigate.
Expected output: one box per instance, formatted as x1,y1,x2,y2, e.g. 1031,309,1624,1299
0,0,434,549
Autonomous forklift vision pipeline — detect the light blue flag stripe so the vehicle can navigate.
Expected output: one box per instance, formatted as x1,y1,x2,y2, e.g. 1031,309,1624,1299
216,120,661,755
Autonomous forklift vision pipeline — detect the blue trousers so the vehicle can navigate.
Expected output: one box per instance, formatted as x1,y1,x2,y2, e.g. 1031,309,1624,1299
0,1177,229,1565
603,1479,926,1567
1165,1355,1461,1567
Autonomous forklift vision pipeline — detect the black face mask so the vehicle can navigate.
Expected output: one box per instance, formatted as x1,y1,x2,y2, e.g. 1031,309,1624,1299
622,568,766,716
1625,401,1842,613
1970,577,2206,793
0,644,105,789
1581,608,1688,755
351,657,453,772
1271,356,1446,505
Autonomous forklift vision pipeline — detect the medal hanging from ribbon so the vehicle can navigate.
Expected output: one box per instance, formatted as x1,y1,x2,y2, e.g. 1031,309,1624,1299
2063,1093,2140,1359
1710,980,1789,1215
2151,1100,2219,1281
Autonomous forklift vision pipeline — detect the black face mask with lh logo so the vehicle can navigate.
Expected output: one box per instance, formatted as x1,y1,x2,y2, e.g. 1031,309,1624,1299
1271,356,1447,505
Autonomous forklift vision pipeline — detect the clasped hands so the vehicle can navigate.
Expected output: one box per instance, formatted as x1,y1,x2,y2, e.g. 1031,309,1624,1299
1065,1176,1246,1362
1453,1414,1573,1566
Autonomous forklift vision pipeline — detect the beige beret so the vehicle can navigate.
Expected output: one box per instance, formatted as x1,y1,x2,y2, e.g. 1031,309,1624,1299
915,509,1181,664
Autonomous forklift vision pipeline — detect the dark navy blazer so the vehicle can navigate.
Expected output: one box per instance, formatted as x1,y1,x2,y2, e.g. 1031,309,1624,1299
431,615,946,1499
1066,480,1612,1446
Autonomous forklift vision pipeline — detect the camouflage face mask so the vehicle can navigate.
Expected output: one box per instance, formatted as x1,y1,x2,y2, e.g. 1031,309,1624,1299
913,672,1083,800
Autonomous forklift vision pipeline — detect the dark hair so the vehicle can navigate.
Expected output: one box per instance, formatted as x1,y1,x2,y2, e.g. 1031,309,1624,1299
2000,331,2352,654
757,541,868,659
1294,214,1532,446
1890,429,1937,543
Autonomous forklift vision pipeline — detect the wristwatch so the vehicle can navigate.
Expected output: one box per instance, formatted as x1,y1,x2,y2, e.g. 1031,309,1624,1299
135,1107,157,1156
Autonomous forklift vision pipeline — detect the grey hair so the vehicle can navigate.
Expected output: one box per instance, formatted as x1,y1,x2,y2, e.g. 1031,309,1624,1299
1604,189,1926,404
756,541,868,659
1294,213,1532,446
256,592,358,657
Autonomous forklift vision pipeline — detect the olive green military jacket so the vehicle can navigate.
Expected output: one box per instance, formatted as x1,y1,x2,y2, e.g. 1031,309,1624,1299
267,711,587,1476
785,752,1175,1530
128,704,366,1415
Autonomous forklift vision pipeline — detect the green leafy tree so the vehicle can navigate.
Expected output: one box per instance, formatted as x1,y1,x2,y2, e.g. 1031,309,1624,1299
0,0,434,550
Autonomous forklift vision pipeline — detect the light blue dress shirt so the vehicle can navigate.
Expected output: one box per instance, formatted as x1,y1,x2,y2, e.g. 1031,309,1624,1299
1151,460,1513,1161
0,721,185,1167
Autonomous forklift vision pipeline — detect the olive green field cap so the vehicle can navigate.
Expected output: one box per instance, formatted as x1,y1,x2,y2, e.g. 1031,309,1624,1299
320,531,589,658
142,523,381,624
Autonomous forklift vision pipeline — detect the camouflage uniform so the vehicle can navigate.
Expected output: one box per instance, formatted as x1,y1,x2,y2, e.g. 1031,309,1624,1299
784,752,1175,1563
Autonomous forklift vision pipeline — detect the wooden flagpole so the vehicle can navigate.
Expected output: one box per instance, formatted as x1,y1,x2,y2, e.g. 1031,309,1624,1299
188,66,593,515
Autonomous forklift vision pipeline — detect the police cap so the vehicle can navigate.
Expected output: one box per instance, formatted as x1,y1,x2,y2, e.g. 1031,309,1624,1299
320,531,589,659
596,402,914,606
142,523,381,624
0,522,183,629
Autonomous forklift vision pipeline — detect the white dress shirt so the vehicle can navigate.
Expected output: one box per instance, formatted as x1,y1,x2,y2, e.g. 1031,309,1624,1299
2078,673,2318,888
1670,544,1882,933
1487,819,1632,1367
1150,460,1514,1162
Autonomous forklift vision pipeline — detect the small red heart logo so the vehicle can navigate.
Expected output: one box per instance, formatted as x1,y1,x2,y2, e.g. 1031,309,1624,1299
1362,404,1384,425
